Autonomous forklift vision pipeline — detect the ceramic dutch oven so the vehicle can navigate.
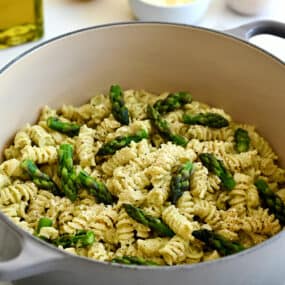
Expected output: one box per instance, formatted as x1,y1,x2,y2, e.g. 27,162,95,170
0,20,285,285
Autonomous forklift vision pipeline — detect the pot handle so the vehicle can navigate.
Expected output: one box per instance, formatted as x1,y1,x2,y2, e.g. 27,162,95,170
0,217,66,281
225,20,285,41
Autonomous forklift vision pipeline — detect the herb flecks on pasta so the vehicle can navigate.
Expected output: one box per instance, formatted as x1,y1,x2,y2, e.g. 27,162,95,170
0,87,283,266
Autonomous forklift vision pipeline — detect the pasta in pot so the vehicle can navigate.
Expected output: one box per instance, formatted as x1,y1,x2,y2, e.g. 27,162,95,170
0,87,284,266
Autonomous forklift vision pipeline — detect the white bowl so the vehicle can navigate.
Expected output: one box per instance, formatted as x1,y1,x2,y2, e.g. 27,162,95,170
129,0,211,24
226,0,272,15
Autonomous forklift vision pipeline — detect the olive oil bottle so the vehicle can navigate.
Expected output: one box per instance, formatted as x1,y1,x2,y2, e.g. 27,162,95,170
0,0,43,49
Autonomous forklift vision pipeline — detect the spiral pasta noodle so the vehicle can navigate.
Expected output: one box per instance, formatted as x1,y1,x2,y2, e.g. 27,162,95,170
76,125,96,167
0,159,25,178
0,88,284,266
28,125,55,147
14,125,31,149
162,205,199,241
159,235,188,265
21,146,58,164
137,238,169,257
116,208,136,246
0,181,38,205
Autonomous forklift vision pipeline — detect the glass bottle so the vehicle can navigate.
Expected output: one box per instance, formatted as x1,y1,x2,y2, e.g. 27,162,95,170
0,0,43,49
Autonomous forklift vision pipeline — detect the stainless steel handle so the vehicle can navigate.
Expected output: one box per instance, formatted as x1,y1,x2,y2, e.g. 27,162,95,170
225,20,285,41
0,216,66,281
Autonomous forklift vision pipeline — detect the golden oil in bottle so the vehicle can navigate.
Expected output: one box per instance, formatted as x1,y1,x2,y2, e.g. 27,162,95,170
0,0,43,49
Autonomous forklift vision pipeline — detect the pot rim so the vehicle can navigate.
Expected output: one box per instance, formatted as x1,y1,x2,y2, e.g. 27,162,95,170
0,21,284,271
1,21,284,76
1,208,285,271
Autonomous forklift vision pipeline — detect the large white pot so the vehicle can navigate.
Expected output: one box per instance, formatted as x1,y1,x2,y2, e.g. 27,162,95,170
0,21,285,285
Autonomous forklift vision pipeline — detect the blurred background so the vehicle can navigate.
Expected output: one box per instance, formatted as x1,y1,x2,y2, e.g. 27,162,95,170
0,0,285,69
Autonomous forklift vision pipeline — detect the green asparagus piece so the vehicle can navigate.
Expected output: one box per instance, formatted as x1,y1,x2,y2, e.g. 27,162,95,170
77,171,115,205
47,117,80,137
153,92,192,114
21,159,61,196
147,105,188,147
183,113,229,128
97,129,148,156
37,217,53,234
109,84,129,125
169,161,194,204
199,153,236,191
234,128,250,153
58,144,78,201
53,230,95,248
254,179,285,225
192,229,245,256
123,203,175,237
112,256,158,266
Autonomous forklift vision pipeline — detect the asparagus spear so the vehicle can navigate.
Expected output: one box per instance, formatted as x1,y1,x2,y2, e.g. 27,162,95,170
77,171,115,205
254,179,285,225
97,129,148,156
37,217,53,234
169,161,194,204
21,159,61,196
47,117,80,137
192,229,245,256
183,113,229,128
153,92,192,114
123,203,175,237
112,256,158,266
234,128,250,153
109,84,129,125
147,105,188,147
53,230,95,248
199,153,236,191
58,144,78,201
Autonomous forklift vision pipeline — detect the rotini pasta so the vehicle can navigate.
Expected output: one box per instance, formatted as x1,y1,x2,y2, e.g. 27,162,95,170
159,235,188,265
14,125,32,149
28,125,55,147
137,237,169,257
76,125,96,167
0,181,38,205
21,146,58,164
0,87,283,266
162,205,199,241
0,159,25,178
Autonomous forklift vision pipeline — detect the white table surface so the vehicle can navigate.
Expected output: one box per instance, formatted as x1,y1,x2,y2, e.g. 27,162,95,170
0,0,284,284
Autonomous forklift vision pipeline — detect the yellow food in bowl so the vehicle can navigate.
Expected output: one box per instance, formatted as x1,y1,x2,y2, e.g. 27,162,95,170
142,0,196,6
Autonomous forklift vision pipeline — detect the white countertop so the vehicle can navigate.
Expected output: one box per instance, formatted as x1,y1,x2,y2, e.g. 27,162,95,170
0,1,284,284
